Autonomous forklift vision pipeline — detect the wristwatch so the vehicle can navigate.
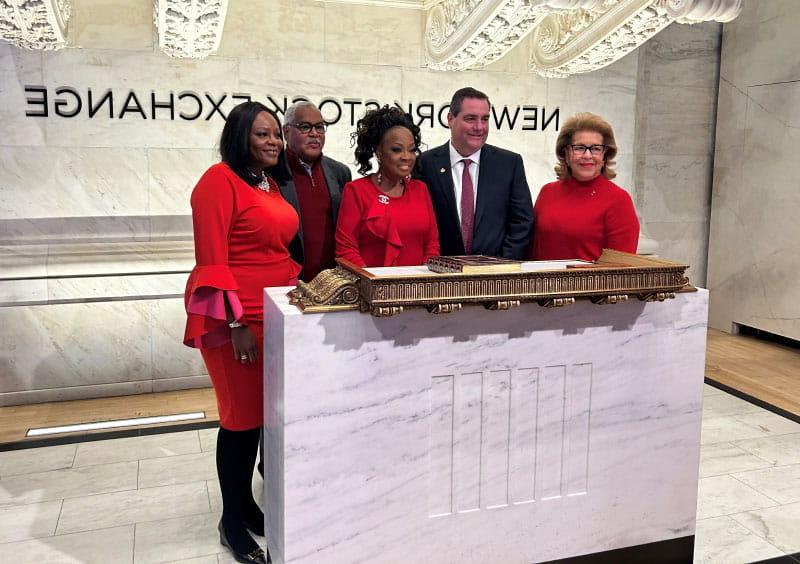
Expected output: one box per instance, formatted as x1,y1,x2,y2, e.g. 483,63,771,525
228,319,246,329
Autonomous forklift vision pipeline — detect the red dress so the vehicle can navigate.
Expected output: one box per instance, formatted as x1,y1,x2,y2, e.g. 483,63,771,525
183,163,300,430
529,175,639,261
335,177,440,267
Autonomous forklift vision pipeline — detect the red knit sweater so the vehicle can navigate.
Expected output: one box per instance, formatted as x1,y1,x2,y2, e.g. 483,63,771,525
529,175,639,261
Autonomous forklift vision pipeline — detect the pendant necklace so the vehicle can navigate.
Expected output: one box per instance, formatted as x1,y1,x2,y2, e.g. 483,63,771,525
252,170,271,192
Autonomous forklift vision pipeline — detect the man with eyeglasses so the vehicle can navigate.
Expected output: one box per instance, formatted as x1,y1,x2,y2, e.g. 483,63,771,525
280,101,352,281
419,86,533,259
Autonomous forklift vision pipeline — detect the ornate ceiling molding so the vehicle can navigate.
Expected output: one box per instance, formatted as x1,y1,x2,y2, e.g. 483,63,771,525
424,0,741,75
0,0,71,51
155,0,229,59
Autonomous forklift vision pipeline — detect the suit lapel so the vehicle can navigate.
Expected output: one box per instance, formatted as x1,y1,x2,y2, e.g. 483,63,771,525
473,144,494,235
432,143,459,226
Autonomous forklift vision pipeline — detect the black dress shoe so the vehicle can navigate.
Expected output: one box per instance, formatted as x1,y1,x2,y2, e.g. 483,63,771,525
218,520,269,564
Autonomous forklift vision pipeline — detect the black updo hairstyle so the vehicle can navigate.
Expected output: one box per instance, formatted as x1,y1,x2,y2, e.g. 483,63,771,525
351,106,422,177
219,101,291,186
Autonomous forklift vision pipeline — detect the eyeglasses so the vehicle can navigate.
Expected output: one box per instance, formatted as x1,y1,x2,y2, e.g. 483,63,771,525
569,144,606,156
287,122,327,134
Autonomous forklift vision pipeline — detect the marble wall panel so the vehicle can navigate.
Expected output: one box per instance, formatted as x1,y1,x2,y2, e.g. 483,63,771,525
0,279,48,306
46,273,185,302
0,245,48,278
718,0,800,92
707,0,800,338
632,22,721,284
324,4,423,68
0,216,154,244
637,154,712,224
71,0,154,51
239,59,403,170
150,298,207,381
646,220,709,288
39,50,239,149
0,296,209,405
0,45,45,147
0,147,149,219
0,381,153,407
544,52,639,156
147,149,218,216
0,301,153,393
710,81,800,338
148,215,193,241
44,241,194,277
152,375,210,393
642,85,717,157
400,67,548,153
216,0,325,63
643,22,721,89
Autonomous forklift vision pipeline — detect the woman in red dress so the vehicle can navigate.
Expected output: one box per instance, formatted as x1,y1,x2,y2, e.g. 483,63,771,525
335,106,439,267
184,101,298,564
529,112,639,262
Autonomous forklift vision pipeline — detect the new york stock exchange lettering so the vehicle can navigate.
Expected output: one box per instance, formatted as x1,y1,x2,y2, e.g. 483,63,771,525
22,86,560,132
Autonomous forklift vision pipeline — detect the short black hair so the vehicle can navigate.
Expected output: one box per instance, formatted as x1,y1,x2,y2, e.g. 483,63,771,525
351,106,423,177
219,101,290,185
449,87,491,117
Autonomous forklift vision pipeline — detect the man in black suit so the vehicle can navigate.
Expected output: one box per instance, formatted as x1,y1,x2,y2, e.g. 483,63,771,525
419,87,533,259
280,101,352,281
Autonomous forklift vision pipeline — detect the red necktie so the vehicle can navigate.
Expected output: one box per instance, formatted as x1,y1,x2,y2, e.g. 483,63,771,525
460,158,474,255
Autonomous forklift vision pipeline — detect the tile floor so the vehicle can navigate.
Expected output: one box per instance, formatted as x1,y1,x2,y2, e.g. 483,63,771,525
0,385,798,563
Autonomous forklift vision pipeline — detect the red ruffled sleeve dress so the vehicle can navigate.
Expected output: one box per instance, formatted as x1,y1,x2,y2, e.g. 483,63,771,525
183,163,300,430
529,175,639,262
335,176,440,267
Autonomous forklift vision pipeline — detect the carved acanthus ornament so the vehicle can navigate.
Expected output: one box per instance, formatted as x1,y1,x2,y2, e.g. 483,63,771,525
424,0,741,76
0,0,71,51
155,0,229,59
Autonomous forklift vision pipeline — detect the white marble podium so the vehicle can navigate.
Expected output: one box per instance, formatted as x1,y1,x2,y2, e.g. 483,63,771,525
264,288,708,564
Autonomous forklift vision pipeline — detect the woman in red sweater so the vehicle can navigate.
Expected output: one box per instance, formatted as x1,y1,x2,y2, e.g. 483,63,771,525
529,112,639,261
336,106,439,267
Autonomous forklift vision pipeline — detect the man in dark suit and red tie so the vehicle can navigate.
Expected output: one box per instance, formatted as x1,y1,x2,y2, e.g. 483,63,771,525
419,87,534,259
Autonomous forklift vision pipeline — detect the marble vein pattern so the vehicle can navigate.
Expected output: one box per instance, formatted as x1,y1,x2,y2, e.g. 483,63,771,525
0,296,207,406
0,460,138,508
56,481,210,534
0,524,135,563
0,443,77,477
730,502,800,554
0,147,149,220
707,0,800,340
0,392,797,562
72,430,201,467
693,515,784,564
264,288,709,563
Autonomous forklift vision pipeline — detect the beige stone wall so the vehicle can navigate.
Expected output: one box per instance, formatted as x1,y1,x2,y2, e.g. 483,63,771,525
707,0,800,339
634,21,722,287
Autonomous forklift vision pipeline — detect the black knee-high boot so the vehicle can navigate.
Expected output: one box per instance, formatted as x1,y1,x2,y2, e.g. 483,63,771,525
216,426,267,562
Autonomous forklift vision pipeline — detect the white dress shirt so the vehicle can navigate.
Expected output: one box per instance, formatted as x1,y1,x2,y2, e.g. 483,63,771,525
448,142,481,223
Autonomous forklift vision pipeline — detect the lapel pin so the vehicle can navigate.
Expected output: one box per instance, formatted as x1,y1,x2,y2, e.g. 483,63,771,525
439,167,446,173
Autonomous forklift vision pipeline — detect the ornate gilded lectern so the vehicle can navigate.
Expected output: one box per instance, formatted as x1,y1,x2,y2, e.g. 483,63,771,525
264,251,706,563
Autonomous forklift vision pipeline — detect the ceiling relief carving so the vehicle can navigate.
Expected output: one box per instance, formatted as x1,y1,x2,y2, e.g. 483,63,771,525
155,0,229,59
0,0,740,72
424,0,742,76
0,0,71,51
